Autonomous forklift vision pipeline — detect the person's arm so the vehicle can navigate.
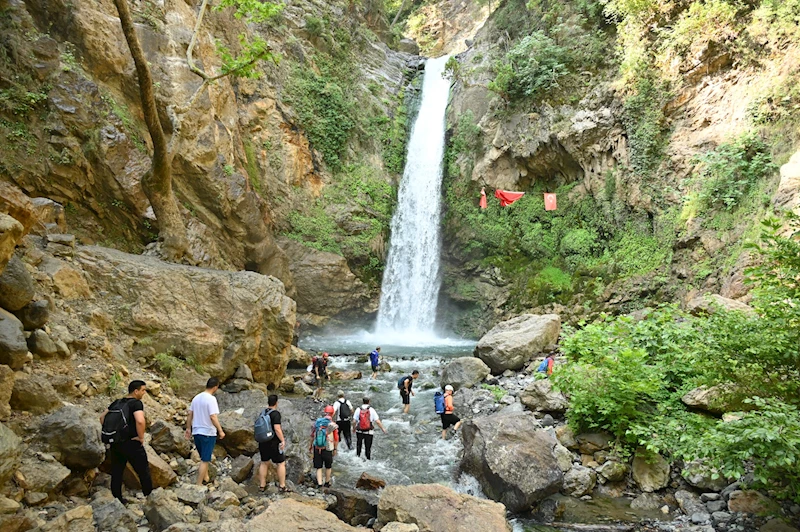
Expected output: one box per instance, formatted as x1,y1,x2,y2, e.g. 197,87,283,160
184,410,194,440
209,414,225,440
133,410,146,442
99,409,108,424
275,423,285,449
375,419,387,434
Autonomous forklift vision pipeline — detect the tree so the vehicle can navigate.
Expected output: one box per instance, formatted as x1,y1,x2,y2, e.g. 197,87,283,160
112,0,280,260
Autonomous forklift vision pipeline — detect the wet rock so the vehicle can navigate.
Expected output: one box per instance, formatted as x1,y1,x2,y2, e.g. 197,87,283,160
248,498,358,531
562,465,596,497
150,420,192,458
10,373,61,414
91,496,137,532
15,454,70,493
727,490,779,514
123,444,176,488
474,314,561,373
218,411,258,457
632,449,670,492
0,309,29,370
631,493,663,511
0,422,21,485
357,471,386,490
294,380,314,395
333,371,362,380
144,488,187,531
27,329,58,358
597,460,628,483
40,504,94,532
230,455,254,483
13,300,50,331
376,484,510,531
328,487,378,525
440,357,491,390
460,410,562,512
39,405,105,470
0,256,34,312
519,379,568,413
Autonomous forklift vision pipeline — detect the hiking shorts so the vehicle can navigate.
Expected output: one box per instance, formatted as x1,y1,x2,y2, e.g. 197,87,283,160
400,390,410,405
313,449,333,469
259,439,285,464
441,413,460,430
193,434,216,462
371,363,379,372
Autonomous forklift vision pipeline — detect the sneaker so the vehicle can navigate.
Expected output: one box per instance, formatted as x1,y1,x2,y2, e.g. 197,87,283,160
323,482,331,488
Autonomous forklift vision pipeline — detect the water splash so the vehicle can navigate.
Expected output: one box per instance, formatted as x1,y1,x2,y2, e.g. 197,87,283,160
376,55,452,337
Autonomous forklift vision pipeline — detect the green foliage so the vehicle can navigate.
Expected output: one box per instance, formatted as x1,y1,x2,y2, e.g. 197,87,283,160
610,224,672,277
526,266,573,305
622,64,670,176
0,85,48,116
215,0,284,23
695,132,777,211
381,93,410,175
106,371,122,396
216,33,278,79
660,0,738,60
305,16,324,37
154,351,183,377
489,32,570,101
481,383,507,402
242,139,261,194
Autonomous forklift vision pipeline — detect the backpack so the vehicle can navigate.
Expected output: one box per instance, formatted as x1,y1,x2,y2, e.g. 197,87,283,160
254,408,275,443
433,391,446,414
397,376,407,390
357,408,373,431
338,399,351,422
536,358,549,373
101,399,133,444
313,417,331,449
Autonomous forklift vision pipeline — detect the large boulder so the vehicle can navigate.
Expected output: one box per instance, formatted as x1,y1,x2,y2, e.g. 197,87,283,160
727,490,780,514
0,214,24,274
682,459,727,491
376,484,510,532
76,246,295,387
632,449,670,492
39,505,94,532
38,406,105,470
91,496,137,532
144,488,186,531
474,314,561,373
15,454,70,493
10,373,61,414
328,487,378,526
0,182,36,238
0,309,29,370
0,256,35,312
686,294,756,316
123,444,176,488
247,498,358,531
519,379,568,413
681,385,745,415
0,365,13,421
149,420,192,458
218,411,258,457
562,465,597,497
0,422,22,486
460,410,563,512
440,357,491,390
287,345,311,369
13,300,51,331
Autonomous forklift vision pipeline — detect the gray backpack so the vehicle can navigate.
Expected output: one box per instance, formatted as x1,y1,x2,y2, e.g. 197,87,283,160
254,408,275,443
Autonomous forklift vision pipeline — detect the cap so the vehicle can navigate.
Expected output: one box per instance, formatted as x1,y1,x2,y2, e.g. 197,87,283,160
324,405,334,415
322,352,329,358
445,385,454,392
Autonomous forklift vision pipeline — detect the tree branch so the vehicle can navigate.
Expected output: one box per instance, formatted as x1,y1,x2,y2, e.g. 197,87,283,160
187,0,212,80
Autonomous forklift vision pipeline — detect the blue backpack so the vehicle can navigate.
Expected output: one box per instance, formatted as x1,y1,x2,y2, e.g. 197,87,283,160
536,358,549,373
313,417,331,449
397,376,407,389
433,391,445,414
254,408,275,443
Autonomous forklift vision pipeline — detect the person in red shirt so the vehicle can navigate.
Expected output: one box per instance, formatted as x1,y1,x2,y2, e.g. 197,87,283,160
441,385,463,440
309,404,339,488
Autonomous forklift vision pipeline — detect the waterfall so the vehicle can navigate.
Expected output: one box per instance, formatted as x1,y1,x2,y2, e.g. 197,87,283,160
376,55,451,338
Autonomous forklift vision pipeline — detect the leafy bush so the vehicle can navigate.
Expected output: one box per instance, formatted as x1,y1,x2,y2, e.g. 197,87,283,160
481,383,507,402
660,0,738,60
622,65,670,176
489,32,570,101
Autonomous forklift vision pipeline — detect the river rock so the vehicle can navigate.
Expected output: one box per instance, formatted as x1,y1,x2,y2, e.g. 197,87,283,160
76,246,295,387
682,459,727,491
727,490,779,514
328,487,378,525
0,214,24,275
576,432,612,454
686,294,756,316
0,256,34,312
675,489,707,516
287,345,311,369
294,380,313,395
356,471,386,490
40,505,94,532
555,425,577,449
460,410,563,512
761,519,800,532
0,309,29,370
519,379,568,413
91,496,137,532
597,460,629,482
230,455,254,483
219,411,258,457
0,365,13,421
27,329,58,358
553,442,573,472
122,443,176,488
150,420,192,458
562,465,597,497
0,422,21,485
10,373,61,414
376,484,510,531
39,406,105,470
15,454,70,493
440,357,491,390
474,314,561,373
13,300,51,331
248,498,358,531
144,488,186,531
632,449,670,492
333,371,362,380
631,493,664,511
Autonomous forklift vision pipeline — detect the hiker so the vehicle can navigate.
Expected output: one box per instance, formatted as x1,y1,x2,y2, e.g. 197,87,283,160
185,377,226,486
536,353,555,377
312,352,330,403
398,370,420,414
100,380,153,504
332,390,354,450
255,394,290,493
440,385,463,440
309,405,339,488
352,396,387,460
369,347,381,379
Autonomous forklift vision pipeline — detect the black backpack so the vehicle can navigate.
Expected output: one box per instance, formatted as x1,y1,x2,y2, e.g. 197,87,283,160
101,399,134,444
338,399,351,422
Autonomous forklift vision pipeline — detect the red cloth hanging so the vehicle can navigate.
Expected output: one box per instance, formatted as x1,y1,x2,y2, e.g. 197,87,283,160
494,189,525,207
479,187,488,209
544,193,557,211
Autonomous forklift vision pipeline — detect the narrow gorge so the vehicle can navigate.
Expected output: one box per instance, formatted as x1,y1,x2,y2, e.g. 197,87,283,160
0,1,799,532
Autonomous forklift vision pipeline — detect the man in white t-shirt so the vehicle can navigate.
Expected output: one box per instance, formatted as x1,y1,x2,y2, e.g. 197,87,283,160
332,390,354,450
351,397,386,460
185,377,226,485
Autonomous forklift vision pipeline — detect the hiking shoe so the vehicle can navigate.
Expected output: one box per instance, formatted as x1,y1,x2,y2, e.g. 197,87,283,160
279,485,292,493
324,482,331,488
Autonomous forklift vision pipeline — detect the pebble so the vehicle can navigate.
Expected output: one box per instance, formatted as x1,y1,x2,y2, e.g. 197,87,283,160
712,511,732,522
691,512,711,524
701,493,721,502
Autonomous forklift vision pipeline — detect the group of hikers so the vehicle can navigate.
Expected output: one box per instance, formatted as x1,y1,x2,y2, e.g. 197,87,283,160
100,349,555,502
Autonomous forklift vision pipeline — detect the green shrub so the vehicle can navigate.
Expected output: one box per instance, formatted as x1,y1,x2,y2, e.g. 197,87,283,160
489,32,569,101
622,65,670,176
154,351,183,377
481,383,507,402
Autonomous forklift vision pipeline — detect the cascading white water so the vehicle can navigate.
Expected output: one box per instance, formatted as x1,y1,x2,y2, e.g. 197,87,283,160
376,55,451,339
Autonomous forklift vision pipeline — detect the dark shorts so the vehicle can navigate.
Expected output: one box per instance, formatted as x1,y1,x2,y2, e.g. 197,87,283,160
259,439,285,464
400,390,410,405
371,364,379,372
193,434,216,462
441,413,460,429
313,449,333,469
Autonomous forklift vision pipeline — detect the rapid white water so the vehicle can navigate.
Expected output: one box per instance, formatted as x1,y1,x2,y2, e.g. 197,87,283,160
376,55,451,338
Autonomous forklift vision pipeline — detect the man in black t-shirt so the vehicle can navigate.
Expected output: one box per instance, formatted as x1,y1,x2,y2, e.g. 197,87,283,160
257,394,289,492
312,353,330,403
100,380,153,504
399,370,419,414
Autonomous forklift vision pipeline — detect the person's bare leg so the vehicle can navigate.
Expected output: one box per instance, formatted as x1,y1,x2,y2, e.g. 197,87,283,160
441,428,447,440
196,462,209,486
325,467,332,484
316,468,323,486
277,462,286,488
454,420,462,431
403,404,410,414
258,462,268,488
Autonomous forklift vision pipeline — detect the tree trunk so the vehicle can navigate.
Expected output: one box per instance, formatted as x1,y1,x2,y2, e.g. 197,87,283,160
392,0,409,26
113,0,188,261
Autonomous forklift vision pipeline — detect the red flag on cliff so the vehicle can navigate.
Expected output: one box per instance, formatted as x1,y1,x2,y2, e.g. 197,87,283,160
494,189,525,207
544,193,557,211
479,187,488,209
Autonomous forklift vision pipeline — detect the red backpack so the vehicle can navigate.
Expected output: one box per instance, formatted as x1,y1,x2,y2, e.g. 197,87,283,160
357,408,373,431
